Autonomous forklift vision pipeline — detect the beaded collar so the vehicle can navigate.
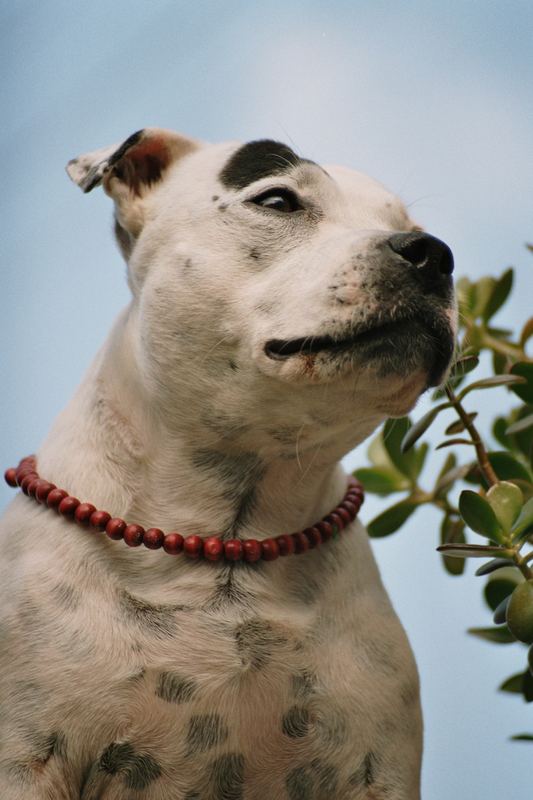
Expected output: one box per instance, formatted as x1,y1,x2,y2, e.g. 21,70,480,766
4,455,364,563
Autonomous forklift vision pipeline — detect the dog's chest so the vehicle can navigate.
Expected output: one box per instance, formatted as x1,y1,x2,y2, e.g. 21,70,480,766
52,574,419,799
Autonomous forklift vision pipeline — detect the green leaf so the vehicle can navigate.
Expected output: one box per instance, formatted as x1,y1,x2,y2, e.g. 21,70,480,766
475,558,514,576
500,673,525,694
367,434,393,468
511,496,533,541
459,490,505,543
482,268,514,321
472,276,496,318
489,451,531,483
436,438,474,450
507,413,533,435
437,543,511,558
511,734,533,742
367,500,418,538
510,363,533,404
484,567,523,611
400,406,446,453
467,626,516,644
520,317,533,349
445,413,477,435
493,416,514,450
440,516,466,575
486,481,523,531
411,442,429,481
524,670,533,702
449,354,480,380
351,467,409,494
382,418,419,481
458,374,527,399
493,596,510,624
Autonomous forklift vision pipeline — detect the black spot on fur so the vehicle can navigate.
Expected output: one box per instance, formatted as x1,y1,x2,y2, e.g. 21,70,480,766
186,714,228,753
282,706,310,738
349,751,377,787
212,195,220,202
235,618,287,670
311,759,339,796
291,671,315,699
209,753,245,800
156,671,197,704
99,741,161,789
228,359,238,371
249,248,261,259
219,140,302,191
50,582,79,611
118,590,185,637
286,766,314,799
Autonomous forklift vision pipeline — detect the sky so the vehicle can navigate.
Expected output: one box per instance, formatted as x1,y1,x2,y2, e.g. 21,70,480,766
1,1,533,796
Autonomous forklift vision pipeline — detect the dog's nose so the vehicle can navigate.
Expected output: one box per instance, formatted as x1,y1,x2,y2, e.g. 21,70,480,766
387,232,454,280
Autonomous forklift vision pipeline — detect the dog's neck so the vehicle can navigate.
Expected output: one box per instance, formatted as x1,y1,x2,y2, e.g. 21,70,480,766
38,308,382,542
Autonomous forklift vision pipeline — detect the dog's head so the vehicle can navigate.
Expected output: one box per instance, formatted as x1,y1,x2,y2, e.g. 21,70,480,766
68,129,455,453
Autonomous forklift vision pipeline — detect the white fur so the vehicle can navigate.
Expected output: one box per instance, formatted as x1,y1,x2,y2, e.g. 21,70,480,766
0,130,455,799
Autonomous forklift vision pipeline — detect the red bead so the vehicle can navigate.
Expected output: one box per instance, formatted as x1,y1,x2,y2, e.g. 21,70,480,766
58,496,80,516
90,510,111,531
224,539,243,561
336,507,352,525
20,473,38,494
348,477,360,489
340,500,357,517
326,512,345,532
304,527,322,548
35,481,56,503
47,488,68,508
144,527,165,549
27,478,42,497
106,517,126,540
204,536,224,561
261,538,280,561
74,503,96,525
183,535,203,559
124,524,145,547
292,532,309,554
16,467,35,485
4,468,17,487
276,534,295,556
316,521,334,540
243,539,262,562
163,532,184,554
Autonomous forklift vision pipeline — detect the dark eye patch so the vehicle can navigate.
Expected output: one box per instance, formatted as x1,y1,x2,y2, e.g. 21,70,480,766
219,140,303,191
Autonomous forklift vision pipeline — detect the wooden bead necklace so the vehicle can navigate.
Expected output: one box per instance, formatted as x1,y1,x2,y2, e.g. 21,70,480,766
4,455,364,563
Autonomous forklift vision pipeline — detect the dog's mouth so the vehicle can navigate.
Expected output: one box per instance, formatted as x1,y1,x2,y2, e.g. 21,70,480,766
265,319,413,358
264,316,454,386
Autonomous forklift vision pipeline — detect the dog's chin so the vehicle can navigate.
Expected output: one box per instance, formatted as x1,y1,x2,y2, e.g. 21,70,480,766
258,318,454,394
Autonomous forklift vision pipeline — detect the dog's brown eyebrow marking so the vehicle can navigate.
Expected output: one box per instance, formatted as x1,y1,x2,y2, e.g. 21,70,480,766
219,139,312,191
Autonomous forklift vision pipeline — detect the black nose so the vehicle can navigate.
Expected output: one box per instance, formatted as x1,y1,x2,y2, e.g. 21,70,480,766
388,232,454,280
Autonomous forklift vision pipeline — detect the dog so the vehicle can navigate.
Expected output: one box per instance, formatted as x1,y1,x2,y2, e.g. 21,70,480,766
0,129,455,799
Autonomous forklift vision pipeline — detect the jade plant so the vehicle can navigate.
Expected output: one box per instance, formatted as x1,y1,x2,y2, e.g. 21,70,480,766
354,249,533,741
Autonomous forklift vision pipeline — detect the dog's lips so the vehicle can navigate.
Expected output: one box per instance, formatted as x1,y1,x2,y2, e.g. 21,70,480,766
264,315,454,386
264,319,415,359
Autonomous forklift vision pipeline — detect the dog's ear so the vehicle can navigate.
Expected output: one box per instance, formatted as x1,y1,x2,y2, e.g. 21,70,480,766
66,128,199,241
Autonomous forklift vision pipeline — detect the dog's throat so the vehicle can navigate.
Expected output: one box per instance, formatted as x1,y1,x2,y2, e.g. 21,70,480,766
5,456,364,564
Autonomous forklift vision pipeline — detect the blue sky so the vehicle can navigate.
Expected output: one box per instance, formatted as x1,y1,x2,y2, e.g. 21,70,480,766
2,2,533,796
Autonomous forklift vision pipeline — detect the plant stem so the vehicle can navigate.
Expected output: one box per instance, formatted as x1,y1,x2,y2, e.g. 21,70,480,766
444,386,500,487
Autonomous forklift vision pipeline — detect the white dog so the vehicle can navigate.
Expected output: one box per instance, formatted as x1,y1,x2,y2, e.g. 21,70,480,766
0,129,455,799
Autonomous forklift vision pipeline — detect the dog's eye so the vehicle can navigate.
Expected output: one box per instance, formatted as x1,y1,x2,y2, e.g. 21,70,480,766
249,189,302,213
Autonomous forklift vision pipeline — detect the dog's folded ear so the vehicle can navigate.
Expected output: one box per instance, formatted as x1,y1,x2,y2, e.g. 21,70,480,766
66,128,199,251
66,128,198,195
